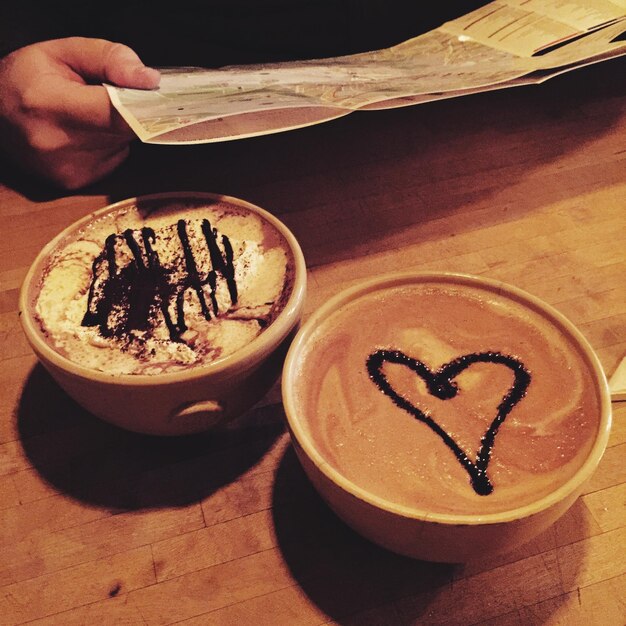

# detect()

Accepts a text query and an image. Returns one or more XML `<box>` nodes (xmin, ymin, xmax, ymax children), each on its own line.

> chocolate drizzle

<box><xmin>82</xmin><ymin>219</ymin><xmax>238</xmax><ymax>342</ymax></box>
<box><xmin>366</xmin><ymin>350</ymin><xmax>531</xmax><ymax>496</ymax></box>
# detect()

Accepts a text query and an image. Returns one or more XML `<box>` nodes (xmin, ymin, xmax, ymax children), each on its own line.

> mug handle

<box><xmin>169</xmin><ymin>399</ymin><xmax>226</xmax><ymax>428</ymax></box>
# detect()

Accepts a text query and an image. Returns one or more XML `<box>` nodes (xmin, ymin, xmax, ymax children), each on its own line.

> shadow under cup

<box><xmin>281</xmin><ymin>272</ymin><xmax>612</xmax><ymax>562</ymax></box>
<box><xmin>19</xmin><ymin>192</ymin><xmax>307</xmax><ymax>436</ymax></box>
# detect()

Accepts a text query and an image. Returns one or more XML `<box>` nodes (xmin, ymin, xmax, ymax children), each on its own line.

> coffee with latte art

<box><xmin>291</xmin><ymin>279</ymin><xmax>601</xmax><ymax>516</ymax></box>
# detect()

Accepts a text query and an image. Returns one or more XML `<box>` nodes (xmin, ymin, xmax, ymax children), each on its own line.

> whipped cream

<box><xmin>34</xmin><ymin>199</ymin><xmax>294</xmax><ymax>375</ymax></box>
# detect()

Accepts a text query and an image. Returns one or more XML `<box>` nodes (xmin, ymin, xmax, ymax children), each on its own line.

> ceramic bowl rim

<box><xmin>19</xmin><ymin>191</ymin><xmax>307</xmax><ymax>387</ymax></box>
<box><xmin>281</xmin><ymin>271</ymin><xmax>612</xmax><ymax>527</ymax></box>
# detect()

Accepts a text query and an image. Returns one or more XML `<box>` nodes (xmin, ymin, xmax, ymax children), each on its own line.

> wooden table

<box><xmin>1</xmin><ymin>56</ymin><xmax>625</xmax><ymax>625</ymax></box>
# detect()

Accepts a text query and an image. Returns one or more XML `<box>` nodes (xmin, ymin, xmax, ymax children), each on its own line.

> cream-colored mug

<box><xmin>282</xmin><ymin>272</ymin><xmax>611</xmax><ymax>562</ymax></box>
<box><xmin>20</xmin><ymin>192</ymin><xmax>306</xmax><ymax>435</ymax></box>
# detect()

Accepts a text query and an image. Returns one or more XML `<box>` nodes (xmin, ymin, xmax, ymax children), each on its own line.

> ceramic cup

<box><xmin>281</xmin><ymin>272</ymin><xmax>611</xmax><ymax>562</ymax></box>
<box><xmin>20</xmin><ymin>192</ymin><xmax>307</xmax><ymax>435</ymax></box>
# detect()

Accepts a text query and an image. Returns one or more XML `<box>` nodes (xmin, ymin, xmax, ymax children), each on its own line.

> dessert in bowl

<box><xmin>282</xmin><ymin>272</ymin><xmax>611</xmax><ymax>562</ymax></box>
<box><xmin>20</xmin><ymin>192</ymin><xmax>306</xmax><ymax>435</ymax></box>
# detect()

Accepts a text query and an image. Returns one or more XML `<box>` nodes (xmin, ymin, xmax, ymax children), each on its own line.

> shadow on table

<box><xmin>16</xmin><ymin>363</ymin><xmax>283</xmax><ymax>511</ymax></box>
<box><xmin>271</xmin><ymin>445</ymin><xmax>586</xmax><ymax>624</ymax></box>
<box><xmin>3</xmin><ymin>57</ymin><xmax>624</xmax><ymax>274</ymax></box>
<box><xmin>98</xmin><ymin>59</ymin><xmax>625</xmax><ymax>269</ymax></box>
<box><xmin>99</xmin><ymin>56</ymin><xmax>626</xmax><ymax>266</ymax></box>
<box><xmin>271</xmin><ymin>446</ymin><xmax>455</xmax><ymax>622</ymax></box>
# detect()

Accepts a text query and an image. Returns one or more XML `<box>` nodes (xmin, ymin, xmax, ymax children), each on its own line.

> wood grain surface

<box><xmin>1</xmin><ymin>55</ymin><xmax>625</xmax><ymax>625</ymax></box>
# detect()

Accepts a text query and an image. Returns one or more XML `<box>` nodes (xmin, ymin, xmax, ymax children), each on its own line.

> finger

<box><xmin>44</xmin><ymin>37</ymin><xmax>161</xmax><ymax>89</ymax></box>
<box><xmin>36</xmin><ymin>73</ymin><xmax>136</xmax><ymax>135</ymax></box>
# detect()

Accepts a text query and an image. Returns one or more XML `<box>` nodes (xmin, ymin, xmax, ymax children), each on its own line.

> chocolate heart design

<box><xmin>366</xmin><ymin>350</ymin><xmax>531</xmax><ymax>496</ymax></box>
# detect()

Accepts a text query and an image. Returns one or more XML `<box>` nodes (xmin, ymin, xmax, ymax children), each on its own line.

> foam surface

<box><xmin>34</xmin><ymin>198</ymin><xmax>294</xmax><ymax>375</ymax></box>
<box><xmin>294</xmin><ymin>282</ymin><xmax>600</xmax><ymax>516</ymax></box>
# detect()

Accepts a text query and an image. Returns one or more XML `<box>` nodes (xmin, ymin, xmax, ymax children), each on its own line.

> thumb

<box><xmin>103</xmin><ymin>42</ymin><xmax>162</xmax><ymax>89</ymax></box>
<box><xmin>46</xmin><ymin>37</ymin><xmax>161</xmax><ymax>89</ymax></box>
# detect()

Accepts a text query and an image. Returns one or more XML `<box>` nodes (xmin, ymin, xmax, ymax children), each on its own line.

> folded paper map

<box><xmin>106</xmin><ymin>0</ymin><xmax>626</xmax><ymax>144</ymax></box>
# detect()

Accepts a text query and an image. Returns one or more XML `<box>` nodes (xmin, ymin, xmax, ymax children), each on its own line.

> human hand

<box><xmin>0</xmin><ymin>37</ymin><xmax>160</xmax><ymax>189</ymax></box>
